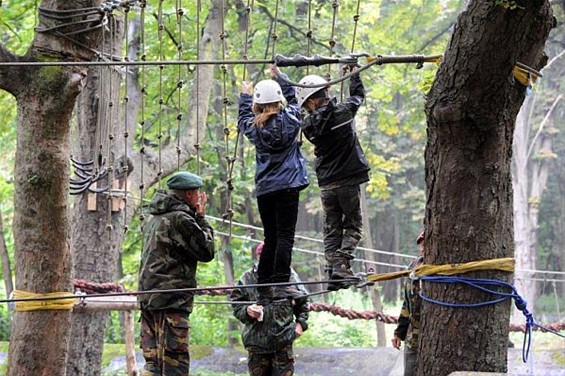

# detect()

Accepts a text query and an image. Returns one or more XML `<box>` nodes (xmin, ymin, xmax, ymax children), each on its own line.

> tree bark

<box><xmin>420</xmin><ymin>1</ymin><xmax>553</xmax><ymax>375</ymax></box>
<box><xmin>65</xmin><ymin>2</ymin><xmax>224</xmax><ymax>373</ymax></box>
<box><xmin>2</xmin><ymin>1</ymin><xmax>104</xmax><ymax>374</ymax></box>
<box><xmin>66</xmin><ymin>12</ymin><xmax>125</xmax><ymax>376</ymax></box>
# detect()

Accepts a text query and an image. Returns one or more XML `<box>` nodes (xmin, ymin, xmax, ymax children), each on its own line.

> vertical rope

<box><xmin>220</xmin><ymin>0</ymin><xmax>233</xmax><ymax>220</ymax></box>
<box><xmin>157</xmin><ymin>0</ymin><xmax>165</xmax><ymax>188</ymax></box>
<box><xmin>176</xmin><ymin>0</ymin><xmax>184</xmax><ymax>171</ymax></box>
<box><xmin>306</xmin><ymin>0</ymin><xmax>312</xmax><ymax>75</ymax></box>
<box><xmin>227</xmin><ymin>0</ymin><xmax>253</xmax><ymax>183</ymax></box>
<box><xmin>350</xmin><ymin>0</ymin><xmax>361</xmax><ymax>54</ymax></box>
<box><xmin>95</xmin><ymin>24</ymin><xmax>107</xmax><ymax>174</ymax></box>
<box><xmin>195</xmin><ymin>0</ymin><xmax>201</xmax><ymax>175</ymax></box>
<box><xmin>270</xmin><ymin>0</ymin><xmax>280</xmax><ymax>59</ymax></box>
<box><xmin>139</xmin><ymin>0</ymin><xmax>147</xmax><ymax>223</ymax></box>
<box><xmin>327</xmin><ymin>0</ymin><xmax>339</xmax><ymax>78</ymax></box>
<box><xmin>122</xmin><ymin>3</ymin><xmax>131</xmax><ymax>233</ymax></box>
<box><xmin>340</xmin><ymin>0</ymin><xmax>361</xmax><ymax>99</ymax></box>
<box><xmin>106</xmin><ymin>12</ymin><xmax>116</xmax><ymax>234</ymax></box>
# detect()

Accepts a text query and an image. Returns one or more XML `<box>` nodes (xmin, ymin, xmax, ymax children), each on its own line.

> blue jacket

<box><xmin>238</xmin><ymin>74</ymin><xmax>309</xmax><ymax>197</ymax></box>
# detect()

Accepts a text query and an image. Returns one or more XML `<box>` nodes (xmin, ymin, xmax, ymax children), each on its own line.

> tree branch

<box><xmin>0</xmin><ymin>43</ymin><xmax>21</xmax><ymax>95</ymax></box>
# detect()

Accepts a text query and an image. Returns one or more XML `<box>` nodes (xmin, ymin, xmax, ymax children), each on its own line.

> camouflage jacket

<box><xmin>393</xmin><ymin>256</ymin><xmax>423</xmax><ymax>349</ymax></box>
<box><xmin>230</xmin><ymin>267</ymin><xmax>309</xmax><ymax>354</ymax></box>
<box><xmin>138</xmin><ymin>191</ymin><xmax>215</xmax><ymax>312</ymax></box>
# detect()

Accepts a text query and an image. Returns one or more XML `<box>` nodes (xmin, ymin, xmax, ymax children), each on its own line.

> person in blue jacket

<box><xmin>238</xmin><ymin>65</ymin><xmax>309</xmax><ymax>304</ymax></box>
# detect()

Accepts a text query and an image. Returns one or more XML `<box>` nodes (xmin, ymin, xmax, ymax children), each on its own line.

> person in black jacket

<box><xmin>296</xmin><ymin>68</ymin><xmax>370</xmax><ymax>290</ymax></box>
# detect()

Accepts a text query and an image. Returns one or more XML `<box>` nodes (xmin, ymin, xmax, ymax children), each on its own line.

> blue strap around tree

<box><xmin>418</xmin><ymin>276</ymin><xmax>565</xmax><ymax>363</ymax></box>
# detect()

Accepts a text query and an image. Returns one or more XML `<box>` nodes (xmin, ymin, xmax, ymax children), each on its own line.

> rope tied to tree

<box><xmin>12</xmin><ymin>290</ymin><xmax>77</xmax><ymax>312</ymax></box>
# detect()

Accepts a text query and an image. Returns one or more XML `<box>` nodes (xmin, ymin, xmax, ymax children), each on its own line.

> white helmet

<box><xmin>295</xmin><ymin>75</ymin><xmax>329</xmax><ymax>107</ymax></box>
<box><xmin>253</xmin><ymin>80</ymin><xmax>285</xmax><ymax>104</ymax></box>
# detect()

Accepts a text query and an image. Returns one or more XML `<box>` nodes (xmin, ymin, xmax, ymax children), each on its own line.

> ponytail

<box><xmin>252</xmin><ymin>102</ymin><xmax>284</xmax><ymax>127</ymax></box>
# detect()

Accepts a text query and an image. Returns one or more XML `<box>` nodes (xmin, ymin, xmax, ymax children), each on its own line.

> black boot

<box><xmin>257</xmin><ymin>286</ymin><xmax>273</xmax><ymax>305</ymax></box>
<box><xmin>328</xmin><ymin>256</ymin><xmax>358</xmax><ymax>291</ymax></box>
<box><xmin>272</xmin><ymin>285</ymin><xmax>304</xmax><ymax>300</ymax></box>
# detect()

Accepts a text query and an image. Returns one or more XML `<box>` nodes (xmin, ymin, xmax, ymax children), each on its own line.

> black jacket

<box><xmin>301</xmin><ymin>74</ymin><xmax>370</xmax><ymax>188</ymax></box>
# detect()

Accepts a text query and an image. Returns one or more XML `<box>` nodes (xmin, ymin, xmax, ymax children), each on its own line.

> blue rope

<box><xmin>419</xmin><ymin>276</ymin><xmax>537</xmax><ymax>362</ymax></box>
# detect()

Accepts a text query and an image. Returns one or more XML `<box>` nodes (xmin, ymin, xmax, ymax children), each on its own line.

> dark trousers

<box><xmin>256</xmin><ymin>189</ymin><xmax>300</xmax><ymax>284</ymax></box>
<box><xmin>403</xmin><ymin>346</ymin><xmax>417</xmax><ymax>376</ymax></box>
<box><xmin>320</xmin><ymin>185</ymin><xmax>363</xmax><ymax>262</ymax></box>
<box><xmin>140</xmin><ymin>310</ymin><xmax>190</xmax><ymax>376</ymax></box>
<box><xmin>248</xmin><ymin>348</ymin><xmax>295</xmax><ymax>376</ymax></box>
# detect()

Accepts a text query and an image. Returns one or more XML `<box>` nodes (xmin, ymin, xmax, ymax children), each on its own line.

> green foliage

<box><xmin>494</xmin><ymin>0</ymin><xmax>525</xmax><ymax>10</ymax></box>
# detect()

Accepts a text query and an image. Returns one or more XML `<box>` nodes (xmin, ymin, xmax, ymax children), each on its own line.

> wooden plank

<box><xmin>87</xmin><ymin>182</ymin><xmax>97</xmax><ymax>211</ymax></box>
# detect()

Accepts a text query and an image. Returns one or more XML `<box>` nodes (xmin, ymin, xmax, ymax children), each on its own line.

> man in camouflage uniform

<box><xmin>138</xmin><ymin>171</ymin><xmax>215</xmax><ymax>376</ymax></box>
<box><xmin>230</xmin><ymin>243</ymin><xmax>309</xmax><ymax>376</ymax></box>
<box><xmin>392</xmin><ymin>230</ymin><xmax>425</xmax><ymax>376</ymax></box>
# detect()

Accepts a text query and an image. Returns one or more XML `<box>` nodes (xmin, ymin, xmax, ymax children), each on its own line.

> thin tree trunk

<box><xmin>420</xmin><ymin>1</ymin><xmax>553</xmax><ymax>375</ymax></box>
<box><xmin>360</xmin><ymin>187</ymin><xmax>386</xmax><ymax>346</ymax></box>
<box><xmin>0</xmin><ymin>204</ymin><xmax>13</xmax><ymax>297</ymax></box>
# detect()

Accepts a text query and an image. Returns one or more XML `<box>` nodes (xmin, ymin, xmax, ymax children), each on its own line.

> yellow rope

<box><xmin>423</xmin><ymin>56</ymin><xmax>538</xmax><ymax>87</ymax></box>
<box><xmin>13</xmin><ymin>290</ymin><xmax>77</xmax><ymax>312</ymax></box>
<box><xmin>366</xmin><ymin>257</ymin><xmax>515</xmax><ymax>283</ymax></box>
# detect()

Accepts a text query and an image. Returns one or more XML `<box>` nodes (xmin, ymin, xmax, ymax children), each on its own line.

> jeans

<box><xmin>256</xmin><ymin>189</ymin><xmax>300</xmax><ymax>284</ymax></box>
<box><xmin>320</xmin><ymin>185</ymin><xmax>363</xmax><ymax>262</ymax></box>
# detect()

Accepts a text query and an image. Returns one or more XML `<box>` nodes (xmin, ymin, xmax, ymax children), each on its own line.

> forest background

<box><xmin>0</xmin><ymin>0</ymin><xmax>563</xmax><ymax>360</ymax></box>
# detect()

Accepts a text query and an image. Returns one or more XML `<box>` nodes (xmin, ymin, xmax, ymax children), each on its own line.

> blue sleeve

<box><xmin>238</xmin><ymin>93</ymin><xmax>258</xmax><ymax>144</ymax></box>
<box><xmin>275</xmin><ymin>73</ymin><xmax>297</xmax><ymax>105</ymax></box>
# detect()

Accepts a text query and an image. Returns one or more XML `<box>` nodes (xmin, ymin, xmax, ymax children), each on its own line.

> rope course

<box><xmin>4</xmin><ymin>279</ymin><xmax>563</xmax><ymax>336</ymax></box>
<box><xmin>5</xmin><ymin>2</ymin><xmax>562</xmax><ymax>370</ymax></box>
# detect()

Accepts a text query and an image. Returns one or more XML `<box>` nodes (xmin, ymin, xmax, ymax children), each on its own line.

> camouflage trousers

<box><xmin>320</xmin><ymin>185</ymin><xmax>363</xmax><ymax>262</ymax></box>
<box><xmin>247</xmin><ymin>347</ymin><xmax>295</xmax><ymax>376</ymax></box>
<box><xmin>140</xmin><ymin>310</ymin><xmax>190</xmax><ymax>376</ymax></box>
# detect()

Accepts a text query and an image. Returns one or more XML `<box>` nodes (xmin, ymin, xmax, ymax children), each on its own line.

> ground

<box><xmin>100</xmin><ymin>347</ymin><xmax>565</xmax><ymax>376</ymax></box>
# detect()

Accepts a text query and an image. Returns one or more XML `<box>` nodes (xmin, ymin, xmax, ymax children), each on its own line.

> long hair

<box><xmin>252</xmin><ymin>102</ymin><xmax>284</xmax><ymax>127</ymax></box>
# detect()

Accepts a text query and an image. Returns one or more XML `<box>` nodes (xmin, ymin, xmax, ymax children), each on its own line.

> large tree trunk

<box><xmin>66</xmin><ymin>2</ymin><xmax>224</xmax><ymax>373</ymax></box>
<box><xmin>0</xmin><ymin>1</ymin><xmax>103</xmax><ymax>374</ymax></box>
<box><xmin>66</xmin><ymin>13</ymin><xmax>125</xmax><ymax>376</ymax></box>
<box><xmin>420</xmin><ymin>1</ymin><xmax>553</xmax><ymax>375</ymax></box>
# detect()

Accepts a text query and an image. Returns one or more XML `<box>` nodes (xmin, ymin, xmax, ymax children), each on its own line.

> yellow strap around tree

<box><xmin>366</xmin><ymin>257</ymin><xmax>515</xmax><ymax>284</ymax></box>
<box><xmin>13</xmin><ymin>290</ymin><xmax>77</xmax><ymax>312</ymax></box>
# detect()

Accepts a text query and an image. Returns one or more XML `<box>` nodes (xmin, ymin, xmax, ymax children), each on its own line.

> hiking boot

<box><xmin>331</xmin><ymin>258</ymin><xmax>356</xmax><ymax>280</ymax></box>
<box><xmin>272</xmin><ymin>285</ymin><xmax>304</xmax><ymax>300</ymax></box>
<box><xmin>328</xmin><ymin>257</ymin><xmax>359</xmax><ymax>291</ymax></box>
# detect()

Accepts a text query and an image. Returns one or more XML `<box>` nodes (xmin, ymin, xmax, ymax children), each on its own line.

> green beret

<box><xmin>166</xmin><ymin>171</ymin><xmax>203</xmax><ymax>190</ymax></box>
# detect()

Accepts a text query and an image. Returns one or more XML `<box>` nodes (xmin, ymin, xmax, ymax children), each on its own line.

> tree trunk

<box><xmin>65</xmin><ymin>1</ymin><xmax>225</xmax><ymax>372</ymax></box>
<box><xmin>66</xmin><ymin>12</ymin><xmax>125</xmax><ymax>376</ymax></box>
<box><xmin>512</xmin><ymin>92</ymin><xmax>557</xmax><ymax>320</ymax></box>
<box><xmin>0</xmin><ymin>1</ymin><xmax>104</xmax><ymax>374</ymax></box>
<box><xmin>420</xmin><ymin>1</ymin><xmax>553</xmax><ymax>375</ymax></box>
<box><xmin>360</xmin><ymin>188</ymin><xmax>386</xmax><ymax>346</ymax></box>
<box><xmin>0</xmin><ymin>204</ymin><xmax>13</xmax><ymax>297</ymax></box>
